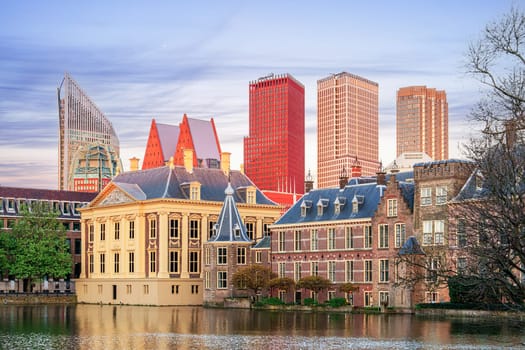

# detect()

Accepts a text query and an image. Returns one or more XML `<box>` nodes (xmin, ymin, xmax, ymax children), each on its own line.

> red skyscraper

<box><xmin>244</xmin><ymin>74</ymin><xmax>305</xmax><ymax>194</ymax></box>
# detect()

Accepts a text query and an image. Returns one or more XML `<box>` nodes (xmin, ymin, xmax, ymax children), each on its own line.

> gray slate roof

<box><xmin>208</xmin><ymin>183</ymin><xmax>251</xmax><ymax>242</ymax></box>
<box><xmin>108</xmin><ymin>165</ymin><xmax>276</xmax><ymax>205</ymax></box>
<box><xmin>275</xmin><ymin>172</ymin><xmax>414</xmax><ymax>225</ymax></box>
<box><xmin>156</xmin><ymin>123</ymin><xmax>180</xmax><ymax>161</ymax></box>
<box><xmin>187</xmin><ymin>118</ymin><xmax>221</xmax><ymax>161</ymax></box>
<box><xmin>398</xmin><ymin>236</ymin><xmax>425</xmax><ymax>255</ymax></box>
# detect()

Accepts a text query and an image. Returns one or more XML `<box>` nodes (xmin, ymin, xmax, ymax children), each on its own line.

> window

<box><xmin>294</xmin><ymin>262</ymin><xmax>301</xmax><ymax>281</ymax></box>
<box><xmin>205</xmin><ymin>247</ymin><xmax>211</xmax><ymax>265</ymax></box>
<box><xmin>255</xmin><ymin>251</ymin><xmax>262</xmax><ymax>263</ymax></box>
<box><xmin>317</xmin><ymin>204</ymin><xmax>323</xmax><ymax>216</ymax></box>
<box><xmin>129</xmin><ymin>252</ymin><xmax>135</xmax><ymax>273</ymax></box>
<box><xmin>378</xmin><ymin>224</ymin><xmax>389</xmax><ymax>248</ymax></box>
<box><xmin>395</xmin><ymin>223</ymin><xmax>406</xmax><ymax>248</ymax></box>
<box><xmin>423</xmin><ymin>220</ymin><xmax>433</xmax><ymax>245</ymax></box>
<box><xmin>294</xmin><ymin>231</ymin><xmax>301</xmax><ymax>251</ymax></box>
<box><xmin>114</xmin><ymin>222</ymin><xmax>120</xmax><ymax>240</ymax></box>
<box><xmin>246</xmin><ymin>222</ymin><xmax>255</xmax><ymax>240</ymax></box>
<box><xmin>278</xmin><ymin>262</ymin><xmax>285</xmax><ymax>278</ymax></box>
<box><xmin>170</xmin><ymin>251</ymin><xmax>179</xmax><ymax>273</ymax></box>
<box><xmin>345</xmin><ymin>227</ymin><xmax>353</xmax><ymax>249</ymax></box>
<box><xmin>301</xmin><ymin>205</ymin><xmax>307</xmax><ymax>217</ymax></box>
<box><xmin>89</xmin><ymin>254</ymin><xmax>94</xmax><ymax>273</ymax></box>
<box><xmin>190</xmin><ymin>184</ymin><xmax>200</xmax><ymax>200</ymax></box>
<box><xmin>387</xmin><ymin>199</ymin><xmax>397</xmax><ymax>217</ymax></box>
<box><xmin>345</xmin><ymin>261</ymin><xmax>354</xmax><ymax>282</ymax></box>
<box><xmin>170</xmin><ymin>219</ymin><xmax>179</xmax><ymax>239</ymax></box>
<box><xmin>63</xmin><ymin>202</ymin><xmax>70</xmax><ymax>215</ymax></box>
<box><xmin>421</xmin><ymin>187</ymin><xmax>432</xmax><ymax>206</ymax></box>
<box><xmin>190</xmin><ymin>220</ymin><xmax>199</xmax><ymax>239</ymax></box>
<box><xmin>379</xmin><ymin>259</ymin><xmax>389</xmax><ymax>282</ymax></box>
<box><xmin>328</xmin><ymin>261</ymin><xmax>336</xmax><ymax>282</ymax></box>
<box><xmin>436</xmin><ymin>186</ymin><xmax>447</xmax><ymax>205</ymax></box>
<box><xmin>328</xmin><ymin>228</ymin><xmax>335</xmax><ymax>250</ymax></box>
<box><xmin>143</xmin><ymin>285</ymin><xmax>149</xmax><ymax>295</ymax></box>
<box><xmin>426</xmin><ymin>292</ymin><xmax>439</xmax><ymax>303</ymax></box>
<box><xmin>129</xmin><ymin>221</ymin><xmax>135</xmax><ymax>239</ymax></box>
<box><xmin>191</xmin><ymin>285</ymin><xmax>199</xmax><ymax>294</ymax></box>
<box><xmin>237</xmin><ymin>247</ymin><xmax>246</xmax><ymax>264</ymax></box>
<box><xmin>189</xmin><ymin>251</ymin><xmax>199</xmax><ymax>273</ymax></box>
<box><xmin>311</xmin><ymin>262</ymin><xmax>319</xmax><ymax>276</ymax></box>
<box><xmin>364</xmin><ymin>226</ymin><xmax>372</xmax><ymax>248</ymax></box>
<box><xmin>100</xmin><ymin>223</ymin><xmax>106</xmax><ymax>241</ymax></box>
<box><xmin>6</xmin><ymin>199</ymin><xmax>15</xmax><ymax>212</ymax></box>
<box><xmin>263</xmin><ymin>223</ymin><xmax>270</xmax><ymax>237</ymax></box>
<box><xmin>89</xmin><ymin>224</ymin><xmax>94</xmax><ymax>242</ymax></box>
<box><xmin>208</xmin><ymin>220</ymin><xmax>216</xmax><ymax>238</ymax></box>
<box><xmin>217</xmin><ymin>271</ymin><xmax>228</xmax><ymax>289</ymax></box>
<box><xmin>434</xmin><ymin>220</ymin><xmax>445</xmax><ymax>245</ymax></box>
<box><xmin>379</xmin><ymin>291</ymin><xmax>389</xmax><ymax>306</ymax></box>
<box><xmin>364</xmin><ymin>291</ymin><xmax>373</xmax><ymax>306</ymax></box>
<box><xmin>247</xmin><ymin>189</ymin><xmax>256</xmax><ymax>204</ymax></box>
<box><xmin>149</xmin><ymin>219</ymin><xmax>156</xmax><ymax>239</ymax></box>
<box><xmin>364</xmin><ymin>260</ymin><xmax>372</xmax><ymax>282</ymax></box>
<box><xmin>150</xmin><ymin>251</ymin><xmax>156</xmax><ymax>273</ymax></box>
<box><xmin>217</xmin><ymin>247</ymin><xmax>227</xmax><ymax>265</ymax></box>
<box><xmin>73</xmin><ymin>222</ymin><xmax>81</xmax><ymax>231</ymax></box>
<box><xmin>427</xmin><ymin>258</ymin><xmax>439</xmax><ymax>283</ymax></box>
<box><xmin>457</xmin><ymin>219</ymin><xmax>466</xmax><ymax>247</ymax></box>
<box><xmin>310</xmin><ymin>229</ymin><xmax>318</xmax><ymax>250</ymax></box>
<box><xmin>352</xmin><ymin>198</ymin><xmax>358</xmax><ymax>213</ymax></box>
<box><xmin>127</xmin><ymin>285</ymin><xmax>132</xmax><ymax>294</ymax></box>
<box><xmin>114</xmin><ymin>253</ymin><xmax>120</xmax><ymax>273</ymax></box>
<box><xmin>457</xmin><ymin>257</ymin><xmax>467</xmax><ymax>274</ymax></box>
<box><xmin>278</xmin><ymin>231</ymin><xmax>285</xmax><ymax>252</ymax></box>
<box><xmin>100</xmin><ymin>254</ymin><xmax>105</xmax><ymax>273</ymax></box>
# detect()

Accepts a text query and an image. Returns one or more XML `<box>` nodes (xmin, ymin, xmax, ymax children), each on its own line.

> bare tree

<box><xmin>457</xmin><ymin>6</ymin><xmax>525</xmax><ymax>306</ymax></box>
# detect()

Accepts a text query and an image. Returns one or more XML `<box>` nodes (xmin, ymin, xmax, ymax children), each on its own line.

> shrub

<box><xmin>258</xmin><ymin>297</ymin><xmax>285</xmax><ymax>306</ymax></box>
<box><xmin>303</xmin><ymin>298</ymin><xmax>318</xmax><ymax>306</ymax></box>
<box><xmin>326</xmin><ymin>297</ymin><xmax>347</xmax><ymax>308</ymax></box>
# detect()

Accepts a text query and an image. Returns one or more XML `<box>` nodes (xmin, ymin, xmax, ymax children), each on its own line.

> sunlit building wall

<box><xmin>58</xmin><ymin>73</ymin><xmax>122</xmax><ymax>192</ymax></box>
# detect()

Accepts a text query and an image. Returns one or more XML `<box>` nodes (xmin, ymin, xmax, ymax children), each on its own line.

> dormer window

<box><xmin>334</xmin><ymin>196</ymin><xmax>346</xmax><ymax>215</ymax></box>
<box><xmin>63</xmin><ymin>202</ymin><xmax>70</xmax><ymax>215</ymax></box>
<box><xmin>300</xmin><ymin>200</ymin><xmax>312</xmax><ymax>217</ymax></box>
<box><xmin>6</xmin><ymin>198</ymin><xmax>16</xmax><ymax>213</ymax></box>
<box><xmin>352</xmin><ymin>195</ymin><xmax>359</xmax><ymax>214</ymax></box>
<box><xmin>190</xmin><ymin>182</ymin><xmax>201</xmax><ymax>200</ymax></box>
<box><xmin>246</xmin><ymin>187</ymin><xmax>256</xmax><ymax>204</ymax></box>
<box><xmin>234</xmin><ymin>223</ymin><xmax>241</xmax><ymax>238</ymax></box>
<box><xmin>317</xmin><ymin>199</ymin><xmax>328</xmax><ymax>216</ymax></box>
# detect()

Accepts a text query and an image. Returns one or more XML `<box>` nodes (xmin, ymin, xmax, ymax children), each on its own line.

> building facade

<box><xmin>0</xmin><ymin>186</ymin><xmax>96</xmax><ymax>291</ymax></box>
<box><xmin>76</xmin><ymin>152</ymin><xmax>281</xmax><ymax>305</ymax></box>
<box><xmin>58</xmin><ymin>73</ymin><xmax>123</xmax><ymax>192</ymax></box>
<box><xmin>317</xmin><ymin>72</ymin><xmax>380</xmax><ymax>188</ymax></box>
<box><xmin>396</xmin><ymin>86</ymin><xmax>449</xmax><ymax>160</ymax></box>
<box><xmin>270</xmin><ymin>169</ymin><xmax>416</xmax><ymax>309</ymax></box>
<box><xmin>244</xmin><ymin>73</ymin><xmax>305</xmax><ymax>194</ymax></box>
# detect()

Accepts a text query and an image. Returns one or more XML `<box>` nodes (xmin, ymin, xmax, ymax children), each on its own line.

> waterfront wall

<box><xmin>416</xmin><ymin>308</ymin><xmax>525</xmax><ymax>319</ymax></box>
<box><xmin>1</xmin><ymin>294</ymin><xmax>76</xmax><ymax>305</ymax></box>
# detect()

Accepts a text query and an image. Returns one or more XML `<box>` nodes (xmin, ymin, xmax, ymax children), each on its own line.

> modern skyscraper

<box><xmin>317</xmin><ymin>72</ymin><xmax>379</xmax><ymax>188</ymax></box>
<box><xmin>396</xmin><ymin>86</ymin><xmax>448</xmax><ymax>160</ymax></box>
<box><xmin>244</xmin><ymin>73</ymin><xmax>305</xmax><ymax>194</ymax></box>
<box><xmin>58</xmin><ymin>73</ymin><xmax>122</xmax><ymax>192</ymax></box>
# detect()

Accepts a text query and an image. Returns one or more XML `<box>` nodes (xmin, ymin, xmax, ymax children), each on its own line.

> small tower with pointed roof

<box><xmin>203</xmin><ymin>183</ymin><xmax>253</xmax><ymax>305</ymax></box>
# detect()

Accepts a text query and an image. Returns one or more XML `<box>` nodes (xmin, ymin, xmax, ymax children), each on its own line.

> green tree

<box><xmin>0</xmin><ymin>230</ymin><xmax>15</xmax><ymax>278</ymax></box>
<box><xmin>8</xmin><ymin>202</ymin><xmax>71</xmax><ymax>291</ymax></box>
<box><xmin>296</xmin><ymin>275</ymin><xmax>332</xmax><ymax>302</ymax></box>
<box><xmin>232</xmin><ymin>265</ymin><xmax>277</xmax><ymax>296</ymax></box>
<box><xmin>267</xmin><ymin>277</ymin><xmax>295</xmax><ymax>294</ymax></box>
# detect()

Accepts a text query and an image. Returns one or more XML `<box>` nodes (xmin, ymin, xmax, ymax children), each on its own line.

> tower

<box><xmin>317</xmin><ymin>72</ymin><xmax>379</xmax><ymax>188</ymax></box>
<box><xmin>244</xmin><ymin>73</ymin><xmax>305</xmax><ymax>194</ymax></box>
<box><xmin>58</xmin><ymin>73</ymin><xmax>122</xmax><ymax>192</ymax></box>
<box><xmin>396</xmin><ymin>86</ymin><xmax>448</xmax><ymax>160</ymax></box>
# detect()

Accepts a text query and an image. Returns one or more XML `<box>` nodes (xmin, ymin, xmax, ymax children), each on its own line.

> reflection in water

<box><xmin>0</xmin><ymin>305</ymin><xmax>524</xmax><ymax>349</ymax></box>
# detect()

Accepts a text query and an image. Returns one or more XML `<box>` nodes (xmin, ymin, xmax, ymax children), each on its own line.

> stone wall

<box><xmin>0</xmin><ymin>294</ymin><xmax>76</xmax><ymax>305</ymax></box>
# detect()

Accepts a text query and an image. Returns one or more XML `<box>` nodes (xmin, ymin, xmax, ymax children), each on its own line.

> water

<box><xmin>0</xmin><ymin>305</ymin><xmax>524</xmax><ymax>349</ymax></box>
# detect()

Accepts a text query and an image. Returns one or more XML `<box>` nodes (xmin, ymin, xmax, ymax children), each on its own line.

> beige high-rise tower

<box><xmin>396</xmin><ymin>86</ymin><xmax>448</xmax><ymax>160</ymax></box>
<box><xmin>317</xmin><ymin>72</ymin><xmax>379</xmax><ymax>188</ymax></box>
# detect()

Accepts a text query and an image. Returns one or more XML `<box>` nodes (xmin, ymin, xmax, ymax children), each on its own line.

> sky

<box><xmin>0</xmin><ymin>0</ymin><xmax>520</xmax><ymax>189</ymax></box>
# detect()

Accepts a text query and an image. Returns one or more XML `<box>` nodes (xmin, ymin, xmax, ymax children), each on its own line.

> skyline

<box><xmin>0</xmin><ymin>1</ymin><xmax>519</xmax><ymax>189</ymax></box>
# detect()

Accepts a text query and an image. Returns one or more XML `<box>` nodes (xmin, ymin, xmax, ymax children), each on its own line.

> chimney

<box><xmin>183</xmin><ymin>149</ymin><xmax>193</xmax><ymax>173</ymax></box>
<box><xmin>304</xmin><ymin>169</ymin><xmax>314</xmax><ymax>193</ymax></box>
<box><xmin>339</xmin><ymin>166</ymin><xmax>348</xmax><ymax>190</ymax></box>
<box><xmin>376</xmin><ymin>162</ymin><xmax>386</xmax><ymax>186</ymax></box>
<box><xmin>240</xmin><ymin>164</ymin><xmax>245</xmax><ymax>174</ymax></box>
<box><xmin>221</xmin><ymin>152</ymin><xmax>231</xmax><ymax>176</ymax></box>
<box><xmin>351</xmin><ymin>156</ymin><xmax>362</xmax><ymax>178</ymax></box>
<box><xmin>167</xmin><ymin>156</ymin><xmax>175</xmax><ymax>170</ymax></box>
<box><xmin>129</xmin><ymin>157</ymin><xmax>140</xmax><ymax>171</ymax></box>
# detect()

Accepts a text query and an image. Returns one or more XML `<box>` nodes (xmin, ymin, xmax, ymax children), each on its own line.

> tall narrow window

<box><xmin>217</xmin><ymin>247</ymin><xmax>227</xmax><ymax>265</ymax></box>
<box><xmin>100</xmin><ymin>223</ymin><xmax>106</xmax><ymax>241</ymax></box>
<box><xmin>379</xmin><ymin>259</ymin><xmax>389</xmax><ymax>282</ymax></box>
<box><xmin>100</xmin><ymin>253</ymin><xmax>105</xmax><ymax>273</ymax></box>
<box><xmin>237</xmin><ymin>247</ymin><xmax>246</xmax><ymax>264</ymax></box>
<box><xmin>208</xmin><ymin>220</ymin><xmax>216</xmax><ymax>238</ymax></box>
<box><xmin>246</xmin><ymin>222</ymin><xmax>255</xmax><ymax>240</ymax></box>
<box><xmin>217</xmin><ymin>271</ymin><xmax>227</xmax><ymax>289</ymax></box>
<box><xmin>278</xmin><ymin>231</ymin><xmax>285</xmax><ymax>252</ymax></box>
<box><xmin>129</xmin><ymin>221</ymin><xmax>135</xmax><ymax>239</ymax></box>
<box><xmin>434</xmin><ymin>220</ymin><xmax>445</xmax><ymax>245</ymax></box>
<box><xmin>150</xmin><ymin>251</ymin><xmax>156</xmax><ymax>273</ymax></box>
<box><xmin>364</xmin><ymin>260</ymin><xmax>372</xmax><ymax>282</ymax></box>
<box><xmin>328</xmin><ymin>228</ymin><xmax>335</xmax><ymax>250</ymax></box>
<box><xmin>294</xmin><ymin>231</ymin><xmax>302</xmax><ymax>251</ymax></box>
<box><xmin>114</xmin><ymin>222</ymin><xmax>120</xmax><ymax>240</ymax></box>
<box><xmin>378</xmin><ymin>224</ymin><xmax>389</xmax><ymax>248</ymax></box>
<box><xmin>311</xmin><ymin>261</ymin><xmax>319</xmax><ymax>276</ymax></box>
<box><xmin>89</xmin><ymin>254</ymin><xmax>94</xmax><ymax>273</ymax></box>
<box><xmin>345</xmin><ymin>227</ymin><xmax>353</xmax><ymax>249</ymax></box>
<box><xmin>169</xmin><ymin>251</ymin><xmax>179</xmax><ymax>273</ymax></box>
<box><xmin>457</xmin><ymin>219</ymin><xmax>466</xmax><ymax>247</ymax></box>
<box><xmin>278</xmin><ymin>262</ymin><xmax>285</xmax><ymax>278</ymax></box>
<box><xmin>129</xmin><ymin>252</ymin><xmax>135</xmax><ymax>273</ymax></box>
<box><xmin>421</xmin><ymin>187</ymin><xmax>432</xmax><ymax>206</ymax></box>
<box><xmin>189</xmin><ymin>220</ymin><xmax>199</xmax><ymax>239</ymax></box>
<box><xmin>114</xmin><ymin>253</ymin><xmax>120</xmax><ymax>273</ymax></box>
<box><xmin>345</xmin><ymin>260</ymin><xmax>354</xmax><ymax>282</ymax></box>
<box><xmin>310</xmin><ymin>229</ymin><xmax>318</xmax><ymax>250</ymax></box>
<box><xmin>436</xmin><ymin>186</ymin><xmax>448</xmax><ymax>205</ymax></box>
<box><xmin>89</xmin><ymin>224</ymin><xmax>94</xmax><ymax>242</ymax></box>
<box><xmin>395</xmin><ymin>223</ymin><xmax>406</xmax><ymax>248</ymax></box>
<box><xmin>149</xmin><ymin>219</ymin><xmax>156</xmax><ymax>239</ymax></box>
<box><xmin>364</xmin><ymin>225</ymin><xmax>372</xmax><ymax>248</ymax></box>
<box><xmin>387</xmin><ymin>199</ymin><xmax>397</xmax><ymax>217</ymax></box>
<box><xmin>294</xmin><ymin>262</ymin><xmax>301</xmax><ymax>281</ymax></box>
<box><xmin>423</xmin><ymin>220</ymin><xmax>433</xmax><ymax>245</ymax></box>
<box><xmin>263</xmin><ymin>223</ymin><xmax>271</xmax><ymax>237</ymax></box>
<box><xmin>170</xmin><ymin>219</ymin><xmax>179</xmax><ymax>239</ymax></box>
<box><xmin>328</xmin><ymin>261</ymin><xmax>336</xmax><ymax>282</ymax></box>
<box><xmin>189</xmin><ymin>251</ymin><xmax>199</xmax><ymax>273</ymax></box>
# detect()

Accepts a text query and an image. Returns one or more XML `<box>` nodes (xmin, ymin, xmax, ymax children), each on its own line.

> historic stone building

<box><xmin>76</xmin><ymin>152</ymin><xmax>281</xmax><ymax>305</ymax></box>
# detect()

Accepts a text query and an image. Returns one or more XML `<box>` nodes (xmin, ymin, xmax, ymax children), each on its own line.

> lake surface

<box><xmin>0</xmin><ymin>305</ymin><xmax>524</xmax><ymax>349</ymax></box>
